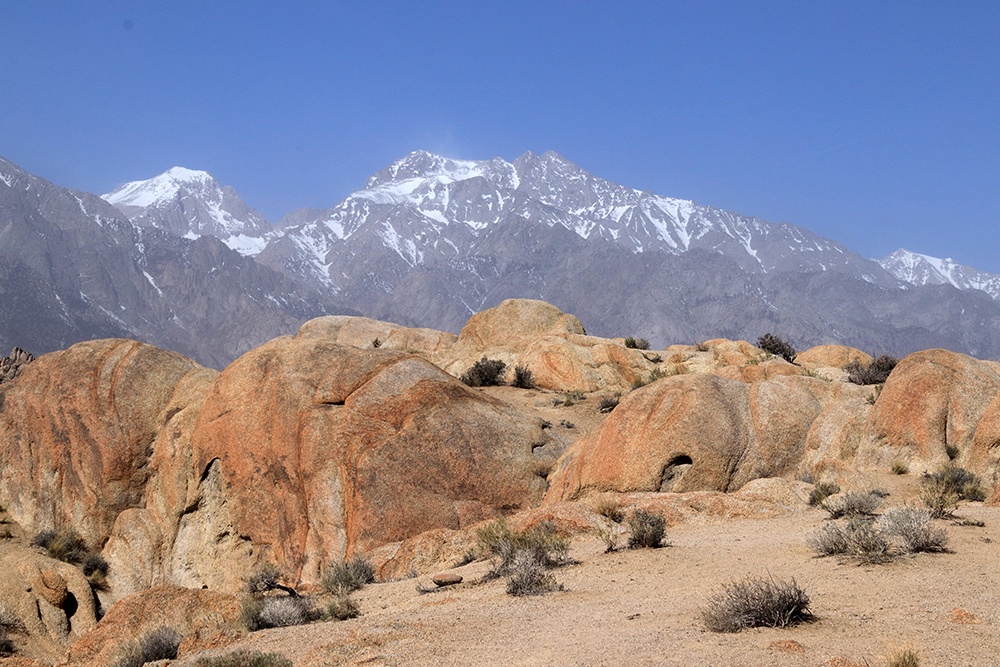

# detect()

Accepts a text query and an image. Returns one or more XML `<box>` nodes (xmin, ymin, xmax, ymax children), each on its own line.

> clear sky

<box><xmin>2</xmin><ymin>2</ymin><xmax>998</xmax><ymax>271</ymax></box>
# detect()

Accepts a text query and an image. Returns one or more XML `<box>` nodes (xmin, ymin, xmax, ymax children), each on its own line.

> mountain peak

<box><xmin>879</xmin><ymin>248</ymin><xmax>1000</xmax><ymax>299</ymax></box>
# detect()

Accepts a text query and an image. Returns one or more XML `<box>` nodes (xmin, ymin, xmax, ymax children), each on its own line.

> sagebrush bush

<box><xmin>460</xmin><ymin>357</ymin><xmax>507</xmax><ymax>387</ymax></box>
<box><xmin>876</xmin><ymin>507</ymin><xmax>948</xmax><ymax>553</ymax></box>
<box><xmin>756</xmin><ymin>334</ymin><xmax>796</xmax><ymax>363</ymax></box>
<box><xmin>328</xmin><ymin>595</ymin><xmax>360</xmax><ymax>621</ymax></box>
<box><xmin>823</xmin><ymin>490</ymin><xmax>882</xmax><ymax>519</ymax></box>
<box><xmin>701</xmin><ymin>575</ymin><xmax>813</xmax><ymax>633</ymax></box>
<box><xmin>845</xmin><ymin>354</ymin><xmax>898</xmax><ymax>385</ymax></box>
<box><xmin>242</xmin><ymin>596</ymin><xmax>320</xmax><ymax>631</ymax></box>
<box><xmin>808</xmin><ymin>481</ymin><xmax>840</xmax><ymax>506</ymax></box>
<box><xmin>623</xmin><ymin>337</ymin><xmax>650</xmax><ymax>350</ymax></box>
<box><xmin>511</xmin><ymin>365</ymin><xmax>535</xmax><ymax>389</ymax></box>
<box><xmin>808</xmin><ymin>518</ymin><xmax>892</xmax><ymax>564</ymax></box>
<box><xmin>925</xmin><ymin>465</ymin><xmax>987</xmax><ymax>501</ymax></box>
<box><xmin>627</xmin><ymin>509</ymin><xmax>667</xmax><ymax>549</ymax></box>
<box><xmin>597</xmin><ymin>395</ymin><xmax>619</xmax><ymax>413</ymax></box>
<box><xmin>920</xmin><ymin>480</ymin><xmax>959</xmax><ymax>519</ymax></box>
<box><xmin>195</xmin><ymin>650</ymin><xmax>293</xmax><ymax>667</ymax></box>
<box><xmin>322</xmin><ymin>555</ymin><xmax>376</xmax><ymax>596</ymax></box>
<box><xmin>891</xmin><ymin>460</ymin><xmax>909</xmax><ymax>475</ymax></box>
<box><xmin>139</xmin><ymin>626</ymin><xmax>182</xmax><ymax>662</ymax></box>
<box><xmin>476</xmin><ymin>519</ymin><xmax>569</xmax><ymax>581</ymax></box>
<box><xmin>505</xmin><ymin>550</ymin><xmax>564</xmax><ymax>596</ymax></box>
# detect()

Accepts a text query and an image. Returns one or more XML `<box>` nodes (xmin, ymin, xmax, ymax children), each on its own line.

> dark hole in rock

<box><xmin>659</xmin><ymin>455</ymin><xmax>693</xmax><ymax>492</ymax></box>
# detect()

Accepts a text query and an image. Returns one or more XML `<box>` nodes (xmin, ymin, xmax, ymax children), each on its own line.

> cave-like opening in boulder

<box><xmin>659</xmin><ymin>455</ymin><xmax>693</xmax><ymax>492</ymax></box>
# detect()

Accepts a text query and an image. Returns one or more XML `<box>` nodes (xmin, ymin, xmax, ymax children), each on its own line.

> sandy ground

<box><xmin>174</xmin><ymin>494</ymin><xmax>1000</xmax><ymax>667</ymax></box>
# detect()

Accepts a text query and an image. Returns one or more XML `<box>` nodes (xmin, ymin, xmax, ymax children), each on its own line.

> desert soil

<box><xmin>173</xmin><ymin>482</ymin><xmax>1000</xmax><ymax>667</ymax></box>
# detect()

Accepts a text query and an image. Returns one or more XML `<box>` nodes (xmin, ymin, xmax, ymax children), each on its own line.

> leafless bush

<box><xmin>823</xmin><ymin>490</ymin><xmax>882</xmax><ymax>519</ymax></box>
<box><xmin>195</xmin><ymin>649</ymin><xmax>294</xmax><ymax>667</ymax></box>
<box><xmin>877</xmin><ymin>507</ymin><xmax>948</xmax><ymax>553</ymax></box>
<box><xmin>701</xmin><ymin>575</ymin><xmax>813</xmax><ymax>633</ymax></box>
<box><xmin>807</xmin><ymin>518</ymin><xmax>892</xmax><ymax>564</ymax></box>
<box><xmin>627</xmin><ymin>509</ymin><xmax>667</xmax><ymax>549</ymax></box>
<box><xmin>505</xmin><ymin>550</ymin><xmax>564</xmax><ymax>596</ymax></box>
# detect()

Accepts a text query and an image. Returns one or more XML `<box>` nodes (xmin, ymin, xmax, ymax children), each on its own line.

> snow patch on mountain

<box><xmin>879</xmin><ymin>248</ymin><xmax>1000</xmax><ymax>299</ymax></box>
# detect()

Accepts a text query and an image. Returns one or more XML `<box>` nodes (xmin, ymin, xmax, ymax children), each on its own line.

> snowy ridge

<box><xmin>103</xmin><ymin>167</ymin><xmax>273</xmax><ymax>255</ymax></box>
<box><xmin>879</xmin><ymin>249</ymin><xmax>1000</xmax><ymax>299</ymax></box>
<box><xmin>276</xmin><ymin>149</ymin><xmax>879</xmax><ymax>281</ymax></box>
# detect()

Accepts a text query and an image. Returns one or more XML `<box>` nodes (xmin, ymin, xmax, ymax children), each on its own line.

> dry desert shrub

<box><xmin>597</xmin><ymin>395</ymin><xmax>619</xmax><ymax>413</ymax></box>
<box><xmin>322</xmin><ymin>555</ymin><xmax>376</xmax><ymax>596</ymax></box>
<box><xmin>626</xmin><ymin>509</ymin><xmax>667</xmax><ymax>549</ymax></box>
<box><xmin>591</xmin><ymin>494</ymin><xmax>625</xmax><ymax>523</ymax></box>
<box><xmin>327</xmin><ymin>595</ymin><xmax>360</xmax><ymax>621</ymax></box>
<box><xmin>511</xmin><ymin>364</ymin><xmax>535</xmax><ymax>389</ymax></box>
<box><xmin>242</xmin><ymin>596</ymin><xmax>320</xmax><ymax>631</ymax></box>
<box><xmin>505</xmin><ymin>550</ymin><xmax>564</xmax><ymax>596</ymax></box>
<box><xmin>623</xmin><ymin>336</ymin><xmax>650</xmax><ymax>350</ymax></box>
<box><xmin>845</xmin><ymin>354</ymin><xmax>898</xmax><ymax>385</ymax></box>
<box><xmin>886</xmin><ymin>648</ymin><xmax>921</xmax><ymax>667</ymax></box>
<box><xmin>876</xmin><ymin>508</ymin><xmax>948</xmax><ymax>553</ymax></box>
<box><xmin>460</xmin><ymin>357</ymin><xmax>507</xmax><ymax>387</ymax></box>
<box><xmin>808</xmin><ymin>481</ymin><xmax>840</xmax><ymax>506</ymax></box>
<box><xmin>32</xmin><ymin>526</ymin><xmax>86</xmax><ymax>563</ymax></box>
<box><xmin>195</xmin><ymin>650</ymin><xmax>293</xmax><ymax>667</ymax></box>
<box><xmin>701</xmin><ymin>575</ymin><xmax>813</xmax><ymax>633</ymax></box>
<box><xmin>891</xmin><ymin>460</ymin><xmax>909</xmax><ymax>475</ymax></box>
<box><xmin>823</xmin><ymin>490</ymin><xmax>882</xmax><ymax>519</ymax></box>
<box><xmin>756</xmin><ymin>333</ymin><xmax>796</xmax><ymax>363</ymax></box>
<box><xmin>808</xmin><ymin>518</ymin><xmax>892</xmax><ymax>564</ymax></box>
<box><xmin>925</xmin><ymin>465</ymin><xmax>987</xmax><ymax>501</ymax></box>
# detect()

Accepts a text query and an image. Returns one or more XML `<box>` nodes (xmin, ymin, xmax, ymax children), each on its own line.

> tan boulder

<box><xmin>297</xmin><ymin>315</ymin><xmax>457</xmax><ymax>363</ymax></box>
<box><xmin>870</xmin><ymin>349</ymin><xmax>1000</xmax><ymax>467</ymax></box>
<box><xmin>795</xmin><ymin>345</ymin><xmax>873</xmax><ymax>370</ymax></box>
<box><xmin>63</xmin><ymin>585</ymin><xmax>242</xmax><ymax>667</ymax></box>
<box><xmin>0</xmin><ymin>339</ymin><xmax>204</xmax><ymax>546</ymax></box>
<box><xmin>455</xmin><ymin>298</ymin><xmax>585</xmax><ymax>350</ymax></box>
<box><xmin>186</xmin><ymin>335</ymin><xmax>551</xmax><ymax>587</ymax></box>
<box><xmin>715</xmin><ymin>357</ymin><xmax>807</xmax><ymax>383</ymax></box>
<box><xmin>544</xmin><ymin>374</ymin><xmax>755</xmax><ymax>500</ymax></box>
<box><xmin>802</xmin><ymin>399</ymin><xmax>873</xmax><ymax>472</ymax></box>
<box><xmin>968</xmin><ymin>391</ymin><xmax>1000</xmax><ymax>486</ymax></box>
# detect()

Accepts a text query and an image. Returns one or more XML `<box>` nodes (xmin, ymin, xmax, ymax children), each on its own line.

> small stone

<box><xmin>431</xmin><ymin>573</ymin><xmax>462</xmax><ymax>587</ymax></box>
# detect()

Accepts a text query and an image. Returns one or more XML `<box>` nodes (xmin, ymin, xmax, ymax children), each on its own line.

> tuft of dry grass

<box><xmin>701</xmin><ymin>575</ymin><xmax>813</xmax><ymax>633</ymax></box>
<box><xmin>591</xmin><ymin>494</ymin><xmax>625</xmax><ymax>523</ymax></box>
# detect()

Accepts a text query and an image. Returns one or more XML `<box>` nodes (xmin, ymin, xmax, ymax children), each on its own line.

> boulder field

<box><xmin>2</xmin><ymin>298</ymin><xmax>1000</xmax><ymax>657</ymax></box>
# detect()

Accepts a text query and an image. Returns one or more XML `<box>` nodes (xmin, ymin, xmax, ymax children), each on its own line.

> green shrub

<box><xmin>823</xmin><ymin>491</ymin><xmax>882</xmax><ymax>519</ymax></box>
<box><xmin>701</xmin><ymin>575</ymin><xmax>813</xmax><ymax>633</ymax></box>
<box><xmin>322</xmin><ymin>555</ymin><xmax>376</xmax><ymax>596</ymax></box>
<box><xmin>511</xmin><ymin>365</ymin><xmax>535</xmax><ymax>389</ymax></box>
<box><xmin>756</xmin><ymin>334</ymin><xmax>796</xmax><ymax>363</ymax></box>
<box><xmin>460</xmin><ymin>357</ymin><xmax>507</xmax><ymax>387</ymax></box>
<box><xmin>623</xmin><ymin>337</ymin><xmax>650</xmax><ymax>350</ymax></box>
<box><xmin>925</xmin><ymin>465</ymin><xmax>986</xmax><ymax>501</ymax></box>
<box><xmin>808</xmin><ymin>481</ymin><xmax>840</xmax><ymax>506</ymax></box>
<box><xmin>626</xmin><ymin>509</ymin><xmax>667</xmax><ymax>549</ymax></box>
<box><xmin>195</xmin><ymin>650</ymin><xmax>294</xmax><ymax>667</ymax></box>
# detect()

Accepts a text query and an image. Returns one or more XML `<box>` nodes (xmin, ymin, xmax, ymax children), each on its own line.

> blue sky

<box><xmin>2</xmin><ymin>2</ymin><xmax>998</xmax><ymax>271</ymax></box>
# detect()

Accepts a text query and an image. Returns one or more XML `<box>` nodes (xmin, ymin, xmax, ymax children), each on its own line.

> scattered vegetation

<box><xmin>701</xmin><ymin>575</ymin><xmax>813</xmax><ymax>633</ymax></box>
<box><xmin>808</xmin><ymin>518</ymin><xmax>892</xmax><ymax>564</ymax></box>
<box><xmin>695</xmin><ymin>342</ymin><xmax>710</xmax><ymax>352</ymax></box>
<box><xmin>845</xmin><ymin>354</ymin><xmax>898</xmax><ymax>385</ymax></box>
<box><xmin>623</xmin><ymin>337</ymin><xmax>650</xmax><ymax>350</ymax></box>
<box><xmin>644</xmin><ymin>353</ymin><xmax>663</xmax><ymax>363</ymax></box>
<box><xmin>626</xmin><ymin>509</ymin><xmax>667</xmax><ymax>549</ymax></box>
<box><xmin>558</xmin><ymin>419</ymin><xmax>575</xmax><ymax>429</ymax></box>
<box><xmin>112</xmin><ymin>626</ymin><xmax>183</xmax><ymax>667</ymax></box>
<box><xmin>476</xmin><ymin>519</ymin><xmax>569</xmax><ymax>595</ymax></box>
<box><xmin>327</xmin><ymin>595</ymin><xmax>361</xmax><ymax>621</ymax></box>
<box><xmin>511</xmin><ymin>365</ymin><xmax>535</xmax><ymax>389</ymax></box>
<box><xmin>32</xmin><ymin>526</ymin><xmax>86</xmax><ymax>563</ymax></box>
<box><xmin>241</xmin><ymin>595</ymin><xmax>321</xmax><ymax>632</ymax></box>
<box><xmin>891</xmin><ymin>460</ymin><xmax>909</xmax><ymax>475</ymax></box>
<box><xmin>371</xmin><ymin>337</ymin><xmax>381</xmax><ymax>348</ymax></box>
<box><xmin>0</xmin><ymin>628</ymin><xmax>11</xmax><ymax>658</ymax></box>
<box><xmin>505</xmin><ymin>550</ymin><xmax>565</xmax><ymax>596</ymax></box>
<box><xmin>756</xmin><ymin>334</ymin><xmax>796</xmax><ymax>363</ymax></box>
<box><xmin>956</xmin><ymin>518</ymin><xmax>986</xmax><ymax>527</ymax></box>
<box><xmin>592</xmin><ymin>494</ymin><xmax>625</xmax><ymax>523</ymax></box>
<box><xmin>886</xmin><ymin>648</ymin><xmax>921</xmax><ymax>667</ymax></box>
<box><xmin>631</xmin><ymin>367</ymin><xmax>675</xmax><ymax>390</ymax></box>
<box><xmin>557</xmin><ymin>390</ymin><xmax>585</xmax><ymax>406</ymax></box>
<box><xmin>195</xmin><ymin>650</ymin><xmax>293</xmax><ymax>667</ymax></box>
<box><xmin>596</xmin><ymin>524</ymin><xmax>620</xmax><ymax>553</ymax></box>
<box><xmin>808</xmin><ymin>481</ymin><xmax>840</xmax><ymax>507</ymax></box>
<box><xmin>745</xmin><ymin>352</ymin><xmax>774</xmax><ymax>366</ymax></box>
<box><xmin>876</xmin><ymin>507</ymin><xmax>949</xmax><ymax>554</ymax></box>
<box><xmin>322</xmin><ymin>555</ymin><xmax>376</xmax><ymax>596</ymax></box>
<box><xmin>460</xmin><ymin>357</ymin><xmax>507</xmax><ymax>387</ymax></box>
<box><xmin>597</xmin><ymin>395</ymin><xmax>619</xmax><ymax>413</ymax></box>
<box><xmin>822</xmin><ymin>490</ymin><xmax>883</xmax><ymax>519</ymax></box>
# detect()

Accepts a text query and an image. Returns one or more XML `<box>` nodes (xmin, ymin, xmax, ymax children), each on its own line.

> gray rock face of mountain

<box><xmin>0</xmin><ymin>157</ymin><xmax>354</xmax><ymax>368</ymax></box>
<box><xmin>103</xmin><ymin>167</ymin><xmax>274</xmax><ymax>256</ymax></box>
<box><xmin>879</xmin><ymin>248</ymin><xmax>1000</xmax><ymax>300</ymax></box>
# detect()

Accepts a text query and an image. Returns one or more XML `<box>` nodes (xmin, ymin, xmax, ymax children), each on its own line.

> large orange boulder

<box><xmin>297</xmin><ymin>315</ymin><xmax>458</xmax><ymax>363</ymax></box>
<box><xmin>870</xmin><ymin>349</ymin><xmax>1000</xmax><ymax>467</ymax></box>
<box><xmin>795</xmin><ymin>345</ymin><xmax>873</xmax><ymax>370</ymax></box>
<box><xmin>184</xmin><ymin>335</ymin><xmax>551</xmax><ymax>586</ymax></box>
<box><xmin>0</xmin><ymin>339</ymin><xmax>204</xmax><ymax>545</ymax></box>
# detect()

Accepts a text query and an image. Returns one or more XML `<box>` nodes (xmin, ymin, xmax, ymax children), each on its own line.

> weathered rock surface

<box><xmin>868</xmin><ymin>349</ymin><xmax>1000</xmax><ymax>470</ymax></box>
<box><xmin>795</xmin><ymin>345</ymin><xmax>872</xmax><ymax>370</ymax></box>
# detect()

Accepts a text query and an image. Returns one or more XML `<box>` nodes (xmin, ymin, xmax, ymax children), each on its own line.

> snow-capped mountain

<box><xmin>879</xmin><ymin>249</ymin><xmax>1000</xmax><ymax>300</ymax></box>
<box><xmin>103</xmin><ymin>167</ymin><xmax>274</xmax><ymax>256</ymax></box>
<box><xmin>265</xmin><ymin>150</ymin><xmax>894</xmax><ymax>291</ymax></box>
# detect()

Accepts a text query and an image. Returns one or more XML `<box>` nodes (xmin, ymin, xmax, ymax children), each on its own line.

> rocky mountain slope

<box><xmin>0</xmin><ymin>157</ymin><xmax>357</xmax><ymax>367</ymax></box>
<box><xmin>879</xmin><ymin>247</ymin><xmax>1000</xmax><ymax>300</ymax></box>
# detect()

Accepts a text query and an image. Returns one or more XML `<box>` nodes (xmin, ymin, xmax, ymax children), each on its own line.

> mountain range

<box><xmin>1</xmin><ymin>150</ymin><xmax>998</xmax><ymax>367</ymax></box>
